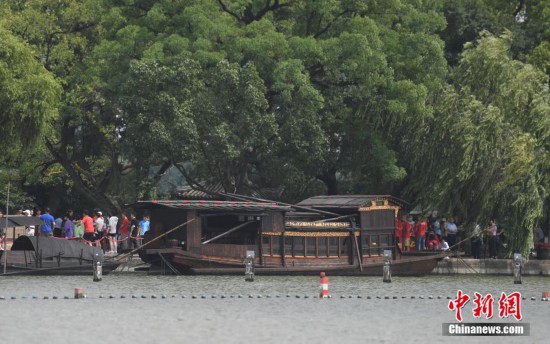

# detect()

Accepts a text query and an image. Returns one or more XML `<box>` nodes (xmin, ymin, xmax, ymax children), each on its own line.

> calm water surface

<box><xmin>0</xmin><ymin>274</ymin><xmax>548</xmax><ymax>344</ymax></box>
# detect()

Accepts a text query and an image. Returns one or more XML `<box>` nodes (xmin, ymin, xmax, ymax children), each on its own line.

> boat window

<box><xmin>375</xmin><ymin>234</ymin><xmax>383</xmax><ymax>255</ymax></box>
<box><xmin>329</xmin><ymin>237</ymin><xmax>338</xmax><ymax>256</ymax></box>
<box><xmin>294</xmin><ymin>237</ymin><xmax>304</xmax><ymax>257</ymax></box>
<box><xmin>318</xmin><ymin>237</ymin><xmax>327</xmax><ymax>257</ymax></box>
<box><xmin>306</xmin><ymin>237</ymin><xmax>316</xmax><ymax>257</ymax></box>
<box><xmin>362</xmin><ymin>235</ymin><xmax>371</xmax><ymax>257</ymax></box>
<box><xmin>380</xmin><ymin>234</ymin><xmax>392</xmax><ymax>251</ymax></box>
<box><xmin>371</xmin><ymin>235</ymin><xmax>380</xmax><ymax>255</ymax></box>
<box><xmin>262</xmin><ymin>236</ymin><xmax>271</xmax><ymax>255</ymax></box>
<box><xmin>378</xmin><ymin>235</ymin><xmax>385</xmax><ymax>255</ymax></box>
<box><xmin>340</xmin><ymin>237</ymin><xmax>349</xmax><ymax>256</ymax></box>
<box><xmin>284</xmin><ymin>237</ymin><xmax>293</xmax><ymax>256</ymax></box>
<box><xmin>271</xmin><ymin>236</ymin><xmax>280</xmax><ymax>256</ymax></box>
<box><xmin>245</xmin><ymin>235</ymin><xmax>256</xmax><ymax>245</ymax></box>
<box><xmin>364</xmin><ymin>233</ymin><xmax>395</xmax><ymax>256</ymax></box>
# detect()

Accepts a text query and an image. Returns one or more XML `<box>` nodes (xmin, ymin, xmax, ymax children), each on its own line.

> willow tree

<box><xmin>0</xmin><ymin>26</ymin><xmax>60</xmax><ymax>155</ymax></box>
<box><xmin>0</xmin><ymin>0</ymin><xmax>133</xmax><ymax>213</ymax></box>
<box><xmin>0</xmin><ymin>25</ymin><xmax>61</xmax><ymax>210</ymax></box>
<box><xmin>407</xmin><ymin>31</ymin><xmax>550</xmax><ymax>256</ymax></box>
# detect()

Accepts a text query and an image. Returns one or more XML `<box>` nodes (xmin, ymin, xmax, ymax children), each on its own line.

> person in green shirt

<box><xmin>73</xmin><ymin>216</ymin><xmax>84</xmax><ymax>238</ymax></box>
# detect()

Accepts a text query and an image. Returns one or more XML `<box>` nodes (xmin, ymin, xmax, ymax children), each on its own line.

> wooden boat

<box><xmin>0</xmin><ymin>236</ymin><xmax>119</xmax><ymax>276</ymax></box>
<box><xmin>134</xmin><ymin>195</ymin><xmax>444</xmax><ymax>276</ymax></box>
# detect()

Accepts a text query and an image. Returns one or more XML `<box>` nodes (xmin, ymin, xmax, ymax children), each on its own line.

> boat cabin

<box><xmin>132</xmin><ymin>200</ymin><xmax>291</xmax><ymax>268</ymax></box>
<box><xmin>287</xmin><ymin>195</ymin><xmax>408</xmax><ymax>262</ymax></box>
<box><xmin>134</xmin><ymin>195</ymin><xmax>408</xmax><ymax>273</ymax></box>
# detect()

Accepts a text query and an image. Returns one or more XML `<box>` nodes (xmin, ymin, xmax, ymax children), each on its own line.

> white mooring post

<box><xmin>244</xmin><ymin>250</ymin><xmax>255</xmax><ymax>282</ymax></box>
<box><xmin>513</xmin><ymin>253</ymin><xmax>522</xmax><ymax>284</ymax></box>
<box><xmin>93</xmin><ymin>252</ymin><xmax>102</xmax><ymax>282</ymax></box>
<box><xmin>383</xmin><ymin>250</ymin><xmax>392</xmax><ymax>283</ymax></box>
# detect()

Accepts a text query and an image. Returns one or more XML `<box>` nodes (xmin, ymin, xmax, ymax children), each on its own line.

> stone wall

<box><xmin>431</xmin><ymin>258</ymin><xmax>550</xmax><ymax>275</ymax></box>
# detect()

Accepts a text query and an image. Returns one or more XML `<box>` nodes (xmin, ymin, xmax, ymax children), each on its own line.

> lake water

<box><xmin>0</xmin><ymin>273</ymin><xmax>548</xmax><ymax>343</ymax></box>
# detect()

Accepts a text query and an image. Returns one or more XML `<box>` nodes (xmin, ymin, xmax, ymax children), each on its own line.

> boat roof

<box><xmin>11</xmin><ymin>236</ymin><xmax>103</xmax><ymax>261</ymax></box>
<box><xmin>174</xmin><ymin>184</ymin><xmax>283</xmax><ymax>201</ymax></box>
<box><xmin>132</xmin><ymin>200</ymin><xmax>292</xmax><ymax>212</ymax></box>
<box><xmin>0</xmin><ymin>216</ymin><xmax>43</xmax><ymax>229</ymax></box>
<box><xmin>285</xmin><ymin>211</ymin><xmax>324</xmax><ymax>218</ymax></box>
<box><xmin>296</xmin><ymin>195</ymin><xmax>408</xmax><ymax>210</ymax></box>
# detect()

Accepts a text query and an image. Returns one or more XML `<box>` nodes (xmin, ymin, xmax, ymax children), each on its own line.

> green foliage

<box><xmin>1</xmin><ymin>0</ymin><xmax>126</xmax><ymax>213</ymax></box>
<box><xmin>528</xmin><ymin>41</ymin><xmax>550</xmax><ymax>75</ymax></box>
<box><xmin>120</xmin><ymin>56</ymin><xmax>201</xmax><ymax>166</ymax></box>
<box><xmin>407</xmin><ymin>31</ymin><xmax>550</xmax><ymax>256</ymax></box>
<box><xmin>0</xmin><ymin>26</ymin><xmax>61</xmax><ymax>154</ymax></box>
<box><xmin>2</xmin><ymin>0</ymin><xmax>550</xmax><ymax>256</ymax></box>
<box><xmin>0</xmin><ymin>171</ymin><xmax>35</xmax><ymax>212</ymax></box>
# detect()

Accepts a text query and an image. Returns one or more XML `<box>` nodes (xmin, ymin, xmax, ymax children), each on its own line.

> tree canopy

<box><xmin>1</xmin><ymin>0</ymin><xmax>550</xmax><ymax>256</ymax></box>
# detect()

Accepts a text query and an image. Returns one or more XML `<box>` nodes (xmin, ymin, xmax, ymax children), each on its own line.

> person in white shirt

<box><xmin>445</xmin><ymin>218</ymin><xmax>458</xmax><ymax>248</ymax></box>
<box><xmin>94</xmin><ymin>211</ymin><xmax>105</xmax><ymax>250</ymax></box>
<box><xmin>440</xmin><ymin>239</ymin><xmax>450</xmax><ymax>251</ymax></box>
<box><xmin>23</xmin><ymin>209</ymin><xmax>35</xmax><ymax>236</ymax></box>
<box><xmin>107</xmin><ymin>213</ymin><xmax>119</xmax><ymax>254</ymax></box>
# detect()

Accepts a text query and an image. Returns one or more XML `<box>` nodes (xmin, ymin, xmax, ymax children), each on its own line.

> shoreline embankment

<box><xmin>431</xmin><ymin>258</ymin><xmax>550</xmax><ymax>276</ymax></box>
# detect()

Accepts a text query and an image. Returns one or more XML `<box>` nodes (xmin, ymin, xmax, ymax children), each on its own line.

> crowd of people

<box><xmin>5</xmin><ymin>207</ymin><xmax>150</xmax><ymax>255</ymax></box>
<box><xmin>2</xmin><ymin>206</ymin><xmax>540</xmax><ymax>260</ymax></box>
<box><xmin>395</xmin><ymin>214</ymin><xmax>502</xmax><ymax>259</ymax></box>
<box><xmin>395</xmin><ymin>215</ymin><xmax>455</xmax><ymax>253</ymax></box>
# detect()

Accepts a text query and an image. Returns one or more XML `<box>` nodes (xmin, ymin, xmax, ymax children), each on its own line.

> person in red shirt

<box><xmin>402</xmin><ymin>215</ymin><xmax>412</xmax><ymax>251</ymax></box>
<box><xmin>415</xmin><ymin>218</ymin><xmax>428</xmax><ymax>250</ymax></box>
<box><xmin>81</xmin><ymin>210</ymin><xmax>95</xmax><ymax>246</ymax></box>
<box><xmin>119</xmin><ymin>212</ymin><xmax>129</xmax><ymax>252</ymax></box>
<box><xmin>427</xmin><ymin>231</ymin><xmax>440</xmax><ymax>250</ymax></box>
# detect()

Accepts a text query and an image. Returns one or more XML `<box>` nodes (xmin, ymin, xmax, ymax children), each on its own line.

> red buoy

<box><xmin>74</xmin><ymin>288</ymin><xmax>84</xmax><ymax>299</ymax></box>
<box><xmin>320</xmin><ymin>272</ymin><xmax>329</xmax><ymax>298</ymax></box>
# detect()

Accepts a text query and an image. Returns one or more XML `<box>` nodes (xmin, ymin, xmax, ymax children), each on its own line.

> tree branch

<box><xmin>151</xmin><ymin>160</ymin><xmax>173</xmax><ymax>185</ymax></box>
<box><xmin>314</xmin><ymin>10</ymin><xmax>351</xmax><ymax>38</ymax></box>
<box><xmin>218</xmin><ymin>0</ymin><xmax>293</xmax><ymax>24</ymax></box>
<box><xmin>251</xmin><ymin>0</ymin><xmax>276</xmax><ymax>23</ymax></box>
<box><xmin>513</xmin><ymin>0</ymin><xmax>526</xmax><ymax>18</ymax></box>
<box><xmin>44</xmin><ymin>138</ymin><xmax>120</xmax><ymax>213</ymax></box>
<box><xmin>173</xmin><ymin>163</ymin><xmax>213</xmax><ymax>195</ymax></box>
<box><xmin>217</xmin><ymin>0</ymin><xmax>243</xmax><ymax>22</ymax></box>
<box><xmin>306</xmin><ymin>10</ymin><xmax>315</xmax><ymax>36</ymax></box>
<box><xmin>38</xmin><ymin>160</ymin><xmax>58</xmax><ymax>176</ymax></box>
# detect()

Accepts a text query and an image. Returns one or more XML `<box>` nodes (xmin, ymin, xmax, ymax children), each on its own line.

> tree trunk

<box><xmin>45</xmin><ymin>139</ymin><xmax>122</xmax><ymax>215</ymax></box>
<box><xmin>319</xmin><ymin>168</ymin><xmax>338</xmax><ymax>195</ymax></box>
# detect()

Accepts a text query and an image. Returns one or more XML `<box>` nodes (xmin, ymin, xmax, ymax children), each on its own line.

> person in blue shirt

<box><xmin>139</xmin><ymin>215</ymin><xmax>150</xmax><ymax>236</ymax></box>
<box><xmin>39</xmin><ymin>207</ymin><xmax>56</xmax><ymax>236</ymax></box>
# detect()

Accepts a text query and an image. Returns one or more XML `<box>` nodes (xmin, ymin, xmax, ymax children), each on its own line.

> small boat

<box><xmin>133</xmin><ymin>194</ymin><xmax>444</xmax><ymax>276</ymax></box>
<box><xmin>0</xmin><ymin>236</ymin><xmax>119</xmax><ymax>276</ymax></box>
